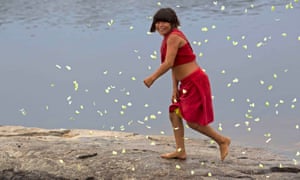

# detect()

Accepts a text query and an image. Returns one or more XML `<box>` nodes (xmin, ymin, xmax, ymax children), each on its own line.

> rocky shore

<box><xmin>0</xmin><ymin>126</ymin><xmax>299</xmax><ymax>180</ymax></box>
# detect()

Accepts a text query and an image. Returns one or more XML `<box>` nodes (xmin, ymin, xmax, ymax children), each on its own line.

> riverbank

<box><xmin>0</xmin><ymin>126</ymin><xmax>299</xmax><ymax>179</ymax></box>
<box><xmin>1</xmin><ymin>0</ymin><xmax>300</xmax><ymax>162</ymax></box>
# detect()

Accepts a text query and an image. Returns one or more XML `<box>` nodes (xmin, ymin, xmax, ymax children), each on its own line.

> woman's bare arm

<box><xmin>144</xmin><ymin>34</ymin><xmax>182</xmax><ymax>88</ymax></box>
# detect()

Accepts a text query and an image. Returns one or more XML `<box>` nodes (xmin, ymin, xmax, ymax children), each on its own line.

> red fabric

<box><xmin>160</xmin><ymin>28</ymin><xmax>196</xmax><ymax>67</ymax></box>
<box><xmin>169</xmin><ymin>68</ymin><xmax>214</xmax><ymax>126</ymax></box>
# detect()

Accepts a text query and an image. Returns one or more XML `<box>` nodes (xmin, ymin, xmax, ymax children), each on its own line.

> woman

<box><xmin>144</xmin><ymin>8</ymin><xmax>230</xmax><ymax>161</ymax></box>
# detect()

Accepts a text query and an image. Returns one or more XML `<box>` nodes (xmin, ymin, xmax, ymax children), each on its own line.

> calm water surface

<box><xmin>0</xmin><ymin>0</ymin><xmax>299</xmax><ymax>160</ymax></box>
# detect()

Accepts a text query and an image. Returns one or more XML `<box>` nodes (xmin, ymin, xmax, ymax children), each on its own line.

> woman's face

<box><xmin>155</xmin><ymin>21</ymin><xmax>172</xmax><ymax>36</ymax></box>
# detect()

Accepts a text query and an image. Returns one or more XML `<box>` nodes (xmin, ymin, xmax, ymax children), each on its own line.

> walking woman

<box><xmin>144</xmin><ymin>8</ymin><xmax>231</xmax><ymax>161</ymax></box>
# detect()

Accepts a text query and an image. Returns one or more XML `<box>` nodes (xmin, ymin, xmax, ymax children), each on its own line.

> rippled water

<box><xmin>0</xmin><ymin>0</ymin><xmax>299</xmax><ymax>160</ymax></box>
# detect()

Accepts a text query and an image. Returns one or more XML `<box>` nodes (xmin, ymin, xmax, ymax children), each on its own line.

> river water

<box><xmin>0</xmin><ymin>0</ymin><xmax>299</xmax><ymax>160</ymax></box>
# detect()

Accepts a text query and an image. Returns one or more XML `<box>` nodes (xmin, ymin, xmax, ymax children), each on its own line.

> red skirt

<box><xmin>169</xmin><ymin>68</ymin><xmax>214</xmax><ymax>126</ymax></box>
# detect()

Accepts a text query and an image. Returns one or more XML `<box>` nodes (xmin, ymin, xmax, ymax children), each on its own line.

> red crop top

<box><xmin>160</xmin><ymin>28</ymin><xmax>196</xmax><ymax>67</ymax></box>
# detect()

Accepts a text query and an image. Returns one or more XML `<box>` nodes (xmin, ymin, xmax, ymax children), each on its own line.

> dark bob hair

<box><xmin>150</xmin><ymin>8</ymin><xmax>181</xmax><ymax>32</ymax></box>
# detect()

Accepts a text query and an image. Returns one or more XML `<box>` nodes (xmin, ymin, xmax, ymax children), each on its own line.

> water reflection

<box><xmin>0</xmin><ymin>0</ymin><xmax>294</xmax><ymax>29</ymax></box>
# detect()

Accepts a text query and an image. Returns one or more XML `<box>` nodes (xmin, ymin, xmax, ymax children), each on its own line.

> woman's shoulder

<box><xmin>171</xmin><ymin>28</ymin><xmax>184</xmax><ymax>34</ymax></box>
<box><xmin>170</xmin><ymin>28</ymin><xmax>187</xmax><ymax>41</ymax></box>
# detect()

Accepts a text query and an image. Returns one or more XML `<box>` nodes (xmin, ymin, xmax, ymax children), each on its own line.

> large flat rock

<box><xmin>0</xmin><ymin>126</ymin><xmax>299</xmax><ymax>179</ymax></box>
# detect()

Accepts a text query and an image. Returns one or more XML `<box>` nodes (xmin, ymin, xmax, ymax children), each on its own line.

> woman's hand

<box><xmin>144</xmin><ymin>76</ymin><xmax>155</xmax><ymax>88</ymax></box>
<box><xmin>171</xmin><ymin>89</ymin><xmax>179</xmax><ymax>103</ymax></box>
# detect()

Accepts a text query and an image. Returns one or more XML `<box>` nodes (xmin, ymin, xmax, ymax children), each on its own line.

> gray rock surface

<box><xmin>0</xmin><ymin>126</ymin><xmax>299</xmax><ymax>180</ymax></box>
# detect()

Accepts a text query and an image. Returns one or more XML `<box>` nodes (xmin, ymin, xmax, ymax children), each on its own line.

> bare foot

<box><xmin>219</xmin><ymin>137</ymin><xmax>231</xmax><ymax>161</ymax></box>
<box><xmin>160</xmin><ymin>151</ymin><xmax>186</xmax><ymax>160</ymax></box>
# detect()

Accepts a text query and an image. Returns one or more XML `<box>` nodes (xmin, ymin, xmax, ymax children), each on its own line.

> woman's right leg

<box><xmin>160</xmin><ymin>111</ymin><xmax>186</xmax><ymax>160</ymax></box>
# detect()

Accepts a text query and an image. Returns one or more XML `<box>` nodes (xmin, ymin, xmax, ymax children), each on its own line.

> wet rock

<box><xmin>0</xmin><ymin>126</ymin><xmax>299</xmax><ymax>179</ymax></box>
<box><xmin>0</xmin><ymin>169</ymin><xmax>68</xmax><ymax>180</ymax></box>
<box><xmin>270</xmin><ymin>167</ymin><xmax>300</xmax><ymax>173</ymax></box>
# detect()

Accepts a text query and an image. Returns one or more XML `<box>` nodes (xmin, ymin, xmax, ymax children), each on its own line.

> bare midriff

<box><xmin>172</xmin><ymin>61</ymin><xmax>199</xmax><ymax>81</ymax></box>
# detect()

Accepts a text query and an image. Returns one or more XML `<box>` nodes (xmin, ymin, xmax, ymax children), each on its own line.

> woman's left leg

<box><xmin>186</xmin><ymin>122</ymin><xmax>230</xmax><ymax>161</ymax></box>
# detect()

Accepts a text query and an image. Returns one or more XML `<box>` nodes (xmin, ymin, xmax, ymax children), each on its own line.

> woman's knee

<box><xmin>186</xmin><ymin>122</ymin><xmax>198</xmax><ymax>130</ymax></box>
<box><xmin>169</xmin><ymin>111</ymin><xmax>182</xmax><ymax>124</ymax></box>
<box><xmin>187</xmin><ymin>122</ymin><xmax>210</xmax><ymax>133</ymax></box>
<box><xmin>169</xmin><ymin>110</ymin><xmax>180</xmax><ymax>117</ymax></box>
